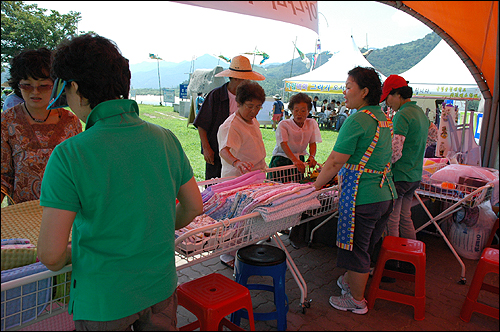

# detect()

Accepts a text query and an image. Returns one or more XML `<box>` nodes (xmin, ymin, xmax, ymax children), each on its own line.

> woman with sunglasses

<box><xmin>1</xmin><ymin>48</ymin><xmax>82</xmax><ymax>204</ymax></box>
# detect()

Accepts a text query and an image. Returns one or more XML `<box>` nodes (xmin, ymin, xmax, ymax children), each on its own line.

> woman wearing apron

<box><xmin>313</xmin><ymin>66</ymin><xmax>396</xmax><ymax>315</ymax></box>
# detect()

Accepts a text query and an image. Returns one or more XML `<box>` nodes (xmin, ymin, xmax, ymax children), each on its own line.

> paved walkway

<box><xmin>176</xmin><ymin>230</ymin><xmax>498</xmax><ymax>331</ymax></box>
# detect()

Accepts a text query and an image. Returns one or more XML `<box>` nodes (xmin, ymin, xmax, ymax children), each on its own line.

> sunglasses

<box><xmin>47</xmin><ymin>78</ymin><xmax>73</xmax><ymax>110</ymax></box>
<box><xmin>18</xmin><ymin>83</ymin><xmax>54</xmax><ymax>92</ymax></box>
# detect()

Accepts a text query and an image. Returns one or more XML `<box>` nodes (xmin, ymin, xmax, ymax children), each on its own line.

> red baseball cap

<box><xmin>380</xmin><ymin>75</ymin><xmax>408</xmax><ymax>103</ymax></box>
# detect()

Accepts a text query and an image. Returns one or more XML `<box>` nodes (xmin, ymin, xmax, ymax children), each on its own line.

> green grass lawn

<box><xmin>138</xmin><ymin>104</ymin><xmax>339</xmax><ymax>182</ymax></box>
<box><xmin>1</xmin><ymin>104</ymin><xmax>339</xmax><ymax>207</ymax></box>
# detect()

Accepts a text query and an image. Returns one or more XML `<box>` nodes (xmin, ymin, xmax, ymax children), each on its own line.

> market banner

<box><xmin>173</xmin><ymin>1</ymin><xmax>318</xmax><ymax>34</ymax></box>
<box><xmin>410</xmin><ymin>84</ymin><xmax>481</xmax><ymax>100</ymax></box>
<box><xmin>285</xmin><ymin>80</ymin><xmax>346</xmax><ymax>94</ymax></box>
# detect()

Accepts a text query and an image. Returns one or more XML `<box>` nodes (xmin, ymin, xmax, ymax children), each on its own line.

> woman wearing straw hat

<box><xmin>193</xmin><ymin>55</ymin><xmax>265</xmax><ymax>180</ymax></box>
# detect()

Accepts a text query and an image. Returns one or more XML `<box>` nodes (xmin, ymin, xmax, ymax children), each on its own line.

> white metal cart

<box><xmin>413</xmin><ymin>166</ymin><xmax>494</xmax><ymax>284</ymax></box>
<box><xmin>175</xmin><ymin>165</ymin><xmax>339</xmax><ymax>313</ymax></box>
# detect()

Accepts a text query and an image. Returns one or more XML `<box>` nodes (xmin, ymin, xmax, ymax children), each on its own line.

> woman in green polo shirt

<box><xmin>38</xmin><ymin>34</ymin><xmax>203</xmax><ymax>330</ymax></box>
<box><xmin>313</xmin><ymin>66</ymin><xmax>396</xmax><ymax>315</ymax></box>
<box><xmin>380</xmin><ymin>75</ymin><xmax>431</xmax><ymax>241</ymax></box>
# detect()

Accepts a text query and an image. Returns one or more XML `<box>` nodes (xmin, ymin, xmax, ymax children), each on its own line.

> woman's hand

<box><xmin>234</xmin><ymin>160</ymin><xmax>253</xmax><ymax>174</ymax></box>
<box><xmin>306</xmin><ymin>155</ymin><xmax>317</xmax><ymax>168</ymax></box>
<box><xmin>293</xmin><ymin>159</ymin><xmax>306</xmax><ymax>174</ymax></box>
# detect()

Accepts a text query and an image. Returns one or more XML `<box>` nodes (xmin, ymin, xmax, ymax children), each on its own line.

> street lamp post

<box><xmin>149</xmin><ymin>53</ymin><xmax>163</xmax><ymax>105</ymax></box>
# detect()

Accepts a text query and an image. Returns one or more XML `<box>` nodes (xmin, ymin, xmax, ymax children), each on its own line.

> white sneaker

<box><xmin>329</xmin><ymin>292</ymin><xmax>368</xmax><ymax>315</ymax></box>
<box><xmin>337</xmin><ymin>272</ymin><xmax>350</xmax><ymax>295</ymax></box>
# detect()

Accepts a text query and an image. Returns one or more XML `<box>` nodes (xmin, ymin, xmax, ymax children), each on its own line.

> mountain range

<box><xmin>130</xmin><ymin>54</ymin><xmax>231</xmax><ymax>89</ymax></box>
<box><xmin>1</xmin><ymin>32</ymin><xmax>441</xmax><ymax>97</ymax></box>
<box><xmin>130</xmin><ymin>32</ymin><xmax>441</xmax><ymax>94</ymax></box>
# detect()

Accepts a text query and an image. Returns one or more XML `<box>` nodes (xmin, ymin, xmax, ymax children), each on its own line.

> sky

<box><xmin>27</xmin><ymin>1</ymin><xmax>433</xmax><ymax>66</ymax></box>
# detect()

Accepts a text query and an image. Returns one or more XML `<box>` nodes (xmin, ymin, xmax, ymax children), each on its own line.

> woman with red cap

<box><xmin>380</xmin><ymin>75</ymin><xmax>436</xmax><ymax>241</ymax></box>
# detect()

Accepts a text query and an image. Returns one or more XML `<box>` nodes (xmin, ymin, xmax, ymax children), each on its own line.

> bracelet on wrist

<box><xmin>232</xmin><ymin>159</ymin><xmax>239</xmax><ymax>167</ymax></box>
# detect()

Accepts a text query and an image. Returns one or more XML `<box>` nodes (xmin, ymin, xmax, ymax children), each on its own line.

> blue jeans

<box><xmin>386</xmin><ymin>181</ymin><xmax>420</xmax><ymax>240</ymax></box>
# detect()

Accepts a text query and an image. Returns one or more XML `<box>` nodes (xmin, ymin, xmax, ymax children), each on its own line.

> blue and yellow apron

<box><xmin>336</xmin><ymin>110</ymin><xmax>394</xmax><ymax>251</ymax></box>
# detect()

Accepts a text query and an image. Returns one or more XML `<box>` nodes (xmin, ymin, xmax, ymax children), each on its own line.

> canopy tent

<box><xmin>282</xmin><ymin>35</ymin><xmax>386</xmax><ymax>94</ymax></box>
<box><xmin>174</xmin><ymin>0</ymin><xmax>498</xmax><ymax>168</ymax></box>
<box><xmin>381</xmin><ymin>1</ymin><xmax>498</xmax><ymax>169</ymax></box>
<box><xmin>399</xmin><ymin>40</ymin><xmax>481</xmax><ymax>100</ymax></box>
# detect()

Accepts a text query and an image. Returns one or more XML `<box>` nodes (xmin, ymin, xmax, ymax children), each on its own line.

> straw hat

<box><xmin>274</xmin><ymin>94</ymin><xmax>281</xmax><ymax>100</ymax></box>
<box><xmin>215</xmin><ymin>55</ymin><xmax>265</xmax><ymax>81</ymax></box>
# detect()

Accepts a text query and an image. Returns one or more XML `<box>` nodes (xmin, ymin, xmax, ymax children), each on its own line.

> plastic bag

<box><xmin>430</xmin><ymin>164</ymin><xmax>498</xmax><ymax>184</ymax></box>
<box><xmin>448</xmin><ymin>201</ymin><xmax>497</xmax><ymax>260</ymax></box>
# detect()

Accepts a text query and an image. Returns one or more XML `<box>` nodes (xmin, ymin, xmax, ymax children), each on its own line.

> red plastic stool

<box><xmin>367</xmin><ymin>236</ymin><xmax>426</xmax><ymax>320</ymax></box>
<box><xmin>177</xmin><ymin>273</ymin><xmax>255</xmax><ymax>331</ymax></box>
<box><xmin>460</xmin><ymin>247</ymin><xmax>499</xmax><ymax>322</ymax></box>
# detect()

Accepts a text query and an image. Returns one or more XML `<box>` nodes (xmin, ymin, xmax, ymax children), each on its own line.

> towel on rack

<box><xmin>1</xmin><ymin>262</ymin><xmax>52</xmax><ymax>330</ymax></box>
<box><xmin>253</xmin><ymin>190</ymin><xmax>321</xmax><ymax>222</ymax></box>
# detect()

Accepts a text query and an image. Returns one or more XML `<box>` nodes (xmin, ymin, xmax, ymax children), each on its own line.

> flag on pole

<box><xmin>311</xmin><ymin>53</ymin><xmax>318</xmax><ymax>72</ymax></box>
<box><xmin>243</xmin><ymin>50</ymin><xmax>270</xmax><ymax>65</ymax></box>
<box><xmin>217</xmin><ymin>55</ymin><xmax>231</xmax><ymax>63</ymax></box>
<box><xmin>149</xmin><ymin>53</ymin><xmax>162</xmax><ymax>60</ymax></box>
<box><xmin>293</xmin><ymin>42</ymin><xmax>311</xmax><ymax>69</ymax></box>
<box><xmin>293</xmin><ymin>42</ymin><xmax>305</xmax><ymax>61</ymax></box>
<box><xmin>259</xmin><ymin>52</ymin><xmax>269</xmax><ymax>65</ymax></box>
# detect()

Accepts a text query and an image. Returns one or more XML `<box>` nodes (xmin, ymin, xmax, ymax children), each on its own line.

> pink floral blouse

<box><xmin>1</xmin><ymin>104</ymin><xmax>82</xmax><ymax>204</ymax></box>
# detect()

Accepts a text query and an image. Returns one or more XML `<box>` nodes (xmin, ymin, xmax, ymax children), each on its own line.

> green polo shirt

<box><xmin>333</xmin><ymin>105</ymin><xmax>396</xmax><ymax>205</ymax></box>
<box><xmin>40</xmin><ymin>99</ymin><xmax>193</xmax><ymax>321</ymax></box>
<box><xmin>392</xmin><ymin>101</ymin><xmax>430</xmax><ymax>182</ymax></box>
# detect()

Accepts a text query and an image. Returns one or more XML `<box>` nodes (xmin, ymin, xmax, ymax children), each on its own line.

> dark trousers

<box><xmin>205</xmin><ymin>156</ymin><xmax>222</xmax><ymax>180</ymax></box>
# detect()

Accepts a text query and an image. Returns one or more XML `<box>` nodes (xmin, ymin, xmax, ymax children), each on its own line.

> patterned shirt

<box><xmin>1</xmin><ymin>104</ymin><xmax>82</xmax><ymax>203</ymax></box>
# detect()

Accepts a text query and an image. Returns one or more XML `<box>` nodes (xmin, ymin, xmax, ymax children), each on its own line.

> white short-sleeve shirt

<box><xmin>272</xmin><ymin>118</ymin><xmax>322</xmax><ymax>160</ymax></box>
<box><xmin>218</xmin><ymin>113</ymin><xmax>267</xmax><ymax>177</ymax></box>
<box><xmin>228</xmin><ymin>89</ymin><xmax>237</xmax><ymax>115</ymax></box>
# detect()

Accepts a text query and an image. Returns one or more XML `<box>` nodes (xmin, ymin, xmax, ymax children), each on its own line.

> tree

<box><xmin>1</xmin><ymin>1</ymin><xmax>81</xmax><ymax>71</ymax></box>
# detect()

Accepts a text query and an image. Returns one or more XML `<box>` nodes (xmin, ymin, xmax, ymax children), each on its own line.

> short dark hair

<box><xmin>289</xmin><ymin>93</ymin><xmax>312</xmax><ymax>111</ymax></box>
<box><xmin>389</xmin><ymin>86</ymin><xmax>413</xmax><ymax>99</ymax></box>
<box><xmin>8</xmin><ymin>48</ymin><xmax>52</xmax><ymax>97</ymax></box>
<box><xmin>347</xmin><ymin>66</ymin><xmax>382</xmax><ymax>106</ymax></box>
<box><xmin>235</xmin><ymin>81</ymin><xmax>265</xmax><ymax>105</ymax></box>
<box><xmin>52</xmin><ymin>33</ymin><xmax>131</xmax><ymax>109</ymax></box>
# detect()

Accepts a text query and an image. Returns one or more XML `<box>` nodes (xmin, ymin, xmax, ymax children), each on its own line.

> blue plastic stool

<box><xmin>230</xmin><ymin>244</ymin><xmax>289</xmax><ymax>331</ymax></box>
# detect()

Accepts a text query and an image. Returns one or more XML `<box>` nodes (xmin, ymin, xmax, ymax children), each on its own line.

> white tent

<box><xmin>399</xmin><ymin>40</ymin><xmax>481</xmax><ymax>100</ymax></box>
<box><xmin>283</xmin><ymin>35</ymin><xmax>386</xmax><ymax>94</ymax></box>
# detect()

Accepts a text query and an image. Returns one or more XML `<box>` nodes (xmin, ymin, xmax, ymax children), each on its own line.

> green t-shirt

<box><xmin>333</xmin><ymin>106</ymin><xmax>396</xmax><ymax>205</ymax></box>
<box><xmin>392</xmin><ymin>101</ymin><xmax>430</xmax><ymax>182</ymax></box>
<box><xmin>40</xmin><ymin>99</ymin><xmax>193</xmax><ymax>321</ymax></box>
